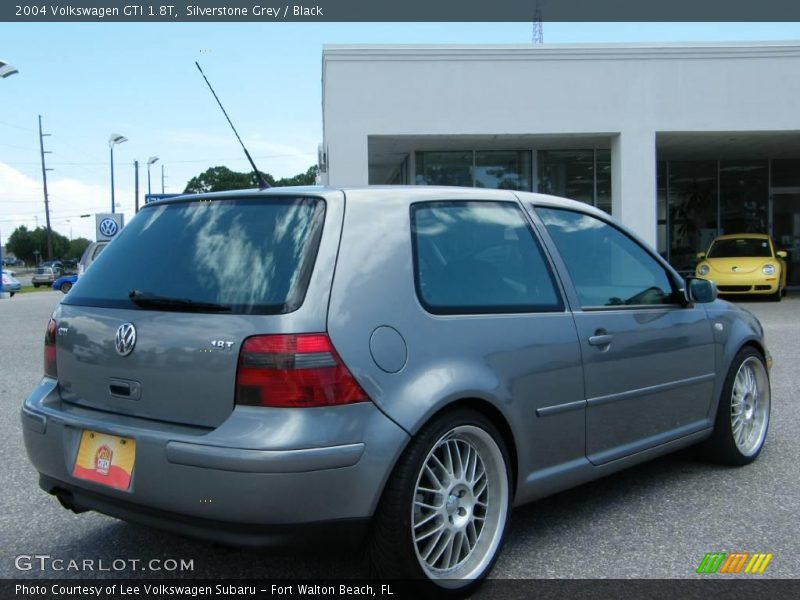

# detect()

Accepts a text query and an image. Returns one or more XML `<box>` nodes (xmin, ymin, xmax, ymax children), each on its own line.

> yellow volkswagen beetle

<box><xmin>696</xmin><ymin>234</ymin><xmax>787</xmax><ymax>301</ymax></box>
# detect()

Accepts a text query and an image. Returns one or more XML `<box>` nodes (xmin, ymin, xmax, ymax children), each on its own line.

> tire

<box><xmin>9</xmin><ymin>292</ymin><xmax>14</xmax><ymax>297</ymax></box>
<box><xmin>370</xmin><ymin>409</ymin><xmax>511</xmax><ymax>594</ymax></box>
<box><xmin>60</xmin><ymin>281</ymin><xmax>72</xmax><ymax>294</ymax></box>
<box><xmin>33</xmin><ymin>283</ymin><xmax>40</xmax><ymax>288</ymax></box>
<box><xmin>701</xmin><ymin>347</ymin><xmax>770</xmax><ymax>466</ymax></box>
<box><xmin>769</xmin><ymin>288</ymin><xmax>781</xmax><ymax>302</ymax></box>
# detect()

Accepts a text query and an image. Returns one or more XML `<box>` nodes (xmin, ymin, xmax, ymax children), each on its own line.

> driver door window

<box><xmin>536</xmin><ymin>208</ymin><xmax>679</xmax><ymax>308</ymax></box>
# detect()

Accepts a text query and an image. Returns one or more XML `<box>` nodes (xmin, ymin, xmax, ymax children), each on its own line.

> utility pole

<box><xmin>38</xmin><ymin>115</ymin><xmax>54</xmax><ymax>260</ymax></box>
<box><xmin>134</xmin><ymin>160</ymin><xmax>140</xmax><ymax>213</ymax></box>
<box><xmin>532</xmin><ymin>0</ymin><xmax>544</xmax><ymax>44</ymax></box>
<box><xmin>161</xmin><ymin>164</ymin><xmax>166</xmax><ymax>193</ymax></box>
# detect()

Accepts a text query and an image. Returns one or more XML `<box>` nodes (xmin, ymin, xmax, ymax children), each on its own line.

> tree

<box><xmin>184</xmin><ymin>165</ymin><xmax>318</xmax><ymax>193</ymax></box>
<box><xmin>6</xmin><ymin>225</ymin><xmax>71</xmax><ymax>264</ymax></box>
<box><xmin>68</xmin><ymin>237</ymin><xmax>92</xmax><ymax>259</ymax></box>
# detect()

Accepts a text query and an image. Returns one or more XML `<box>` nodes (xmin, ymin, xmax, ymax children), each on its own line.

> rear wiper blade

<box><xmin>128</xmin><ymin>290</ymin><xmax>231</xmax><ymax>312</ymax></box>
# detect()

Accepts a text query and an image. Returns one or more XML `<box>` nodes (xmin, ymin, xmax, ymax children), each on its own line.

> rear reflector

<box><xmin>44</xmin><ymin>318</ymin><xmax>58</xmax><ymax>378</ymax></box>
<box><xmin>235</xmin><ymin>334</ymin><xmax>369</xmax><ymax>408</ymax></box>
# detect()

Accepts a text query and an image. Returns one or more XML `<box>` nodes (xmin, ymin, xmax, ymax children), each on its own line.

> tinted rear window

<box><xmin>707</xmin><ymin>238</ymin><xmax>772</xmax><ymax>258</ymax></box>
<box><xmin>65</xmin><ymin>197</ymin><xmax>325</xmax><ymax>314</ymax></box>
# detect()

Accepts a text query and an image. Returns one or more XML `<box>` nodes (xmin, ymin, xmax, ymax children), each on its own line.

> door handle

<box><xmin>588</xmin><ymin>333</ymin><xmax>613</xmax><ymax>347</ymax></box>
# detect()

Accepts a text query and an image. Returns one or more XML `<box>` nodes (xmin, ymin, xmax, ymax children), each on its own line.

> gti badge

<box><xmin>115</xmin><ymin>323</ymin><xmax>137</xmax><ymax>357</ymax></box>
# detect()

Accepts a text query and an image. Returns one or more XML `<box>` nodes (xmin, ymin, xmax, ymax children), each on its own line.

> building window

<box><xmin>415</xmin><ymin>151</ymin><xmax>472</xmax><ymax>187</ymax></box>
<box><xmin>474</xmin><ymin>151</ymin><xmax>532</xmax><ymax>191</ymax></box>
<box><xmin>668</xmin><ymin>161</ymin><xmax>718</xmax><ymax>273</ymax></box>
<box><xmin>537</xmin><ymin>149</ymin><xmax>611</xmax><ymax>213</ymax></box>
<box><xmin>415</xmin><ymin>150</ymin><xmax>532</xmax><ymax>191</ymax></box>
<box><xmin>719</xmin><ymin>161</ymin><xmax>768</xmax><ymax>235</ymax></box>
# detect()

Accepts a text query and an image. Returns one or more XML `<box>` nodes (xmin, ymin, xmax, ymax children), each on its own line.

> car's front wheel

<box><xmin>370</xmin><ymin>409</ymin><xmax>511</xmax><ymax>593</ymax></box>
<box><xmin>702</xmin><ymin>347</ymin><xmax>770</xmax><ymax>465</ymax></box>
<box><xmin>60</xmin><ymin>281</ymin><xmax>72</xmax><ymax>294</ymax></box>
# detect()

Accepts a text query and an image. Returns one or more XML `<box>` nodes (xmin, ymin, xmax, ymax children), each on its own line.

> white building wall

<box><xmin>322</xmin><ymin>43</ymin><xmax>800</xmax><ymax>246</ymax></box>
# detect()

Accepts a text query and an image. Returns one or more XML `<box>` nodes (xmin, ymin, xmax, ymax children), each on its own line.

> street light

<box><xmin>0</xmin><ymin>60</ymin><xmax>17</xmax><ymax>299</ymax></box>
<box><xmin>0</xmin><ymin>60</ymin><xmax>19</xmax><ymax>78</ymax></box>
<box><xmin>147</xmin><ymin>156</ymin><xmax>159</xmax><ymax>197</ymax></box>
<box><xmin>109</xmin><ymin>133</ymin><xmax>127</xmax><ymax>214</ymax></box>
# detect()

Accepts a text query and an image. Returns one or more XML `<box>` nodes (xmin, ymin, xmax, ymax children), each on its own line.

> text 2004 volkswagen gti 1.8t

<box><xmin>22</xmin><ymin>186</ymin><xmax>772</xmax><ymax>592</ymax></box>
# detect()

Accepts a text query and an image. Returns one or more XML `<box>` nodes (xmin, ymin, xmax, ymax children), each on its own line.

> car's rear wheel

<box><xmin>702</xmin><ymin>347</ymin><xmax>770</xmax><ymax>465</ymax></box>
<box><xmin>60</xmin><ymin>281</ymin><xmax>72</xmax><ymax>294</ymax></box>
<box><xmin>33</xmin><ymin>283</ymin><xmax>39</xmax><ymax>288</ymax></box>
<box><xmin>370</xmin><ymin>409</ymin><xmax>511</xmax><ymax>593</ymax></box>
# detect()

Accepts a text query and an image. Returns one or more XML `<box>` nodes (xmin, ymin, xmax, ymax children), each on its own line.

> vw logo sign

<box><xmin>115</xmin><ymin>323</ymin><xmax>137</xmax><ymax>357</ymax></box>
<box><xmin>99</xmin><ymin>217</ymin><xmax>119</xmax><ymax>237</ymax></box>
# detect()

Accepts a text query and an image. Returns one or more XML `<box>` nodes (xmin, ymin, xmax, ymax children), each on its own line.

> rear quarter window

<box><xmin>411</xmin><ymin>201</ymin><xmax>563</xmax><ymax>314</ymax></box>
<box><xmin>64</xmin><ymin>197</ymin><xmax>325</xmax><ymax>314</ymax></box>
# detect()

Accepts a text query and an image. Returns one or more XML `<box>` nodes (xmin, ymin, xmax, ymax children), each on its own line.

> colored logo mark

<box><xmin>99</xmin><ymin>218</ymin><xmax>119</xmax><ymax>237</ymax></box>
<box><xmin>696</xmin><ymin>552</ymin><xmax>773</xmax><ymax>574</ymax></box>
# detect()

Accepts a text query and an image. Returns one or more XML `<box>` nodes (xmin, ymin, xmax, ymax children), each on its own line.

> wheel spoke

<box><xmin>422</xmin><ymin>529</ymin><xmax>445</xmax><ymax>562</ymax></box>
<box><xmin>415</xmin><ymin>498</ymin><xmax>441</xmax><ymax>510</ymax></box>
<box><xmin>414</xmin><ymin>521</ymin><xmax>444</xmax><ymax>543</ymax></box>
<box><xmin>453</xmin><ymin>441</ymin><xmax>465</xmax><ymax>479</ymax></box>
<box><xmin>414</xmin><ymin>511</ymin><xmax>440</xmax><ymax>530</ymax></box>
<box><xmin>429</xmin><ymin>530</ymin><xmax>453</xmax><ymax>567</ymax></box>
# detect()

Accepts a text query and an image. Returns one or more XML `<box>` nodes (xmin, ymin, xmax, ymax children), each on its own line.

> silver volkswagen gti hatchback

<box><xmin>22</xmin><ymin>186</ymin><xmax>771</xmax><ymax>590</ymax></box>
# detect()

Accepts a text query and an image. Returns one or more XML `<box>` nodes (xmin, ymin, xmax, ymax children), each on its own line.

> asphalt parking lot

<box><xmin>1</xmin><ymin>291</ymin><xmax>798</xmax><ymax>583</ymax></box>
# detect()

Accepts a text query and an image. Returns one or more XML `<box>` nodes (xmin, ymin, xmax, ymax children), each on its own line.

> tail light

<box><xmin>44</xmin><ymin>318</ymin><xmax>58</xmax><ymax>378</ymax></box>
<box><xmin>235</xmin><ymin>333</ymin><xmax>369</xmax><ymax>408</ymax></box>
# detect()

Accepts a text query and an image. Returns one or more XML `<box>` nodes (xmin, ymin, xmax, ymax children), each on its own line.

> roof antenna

<box><xmin>195</xmin><ymin>61</ymin><xmax>270</xmax><ymax>189</ymax></box>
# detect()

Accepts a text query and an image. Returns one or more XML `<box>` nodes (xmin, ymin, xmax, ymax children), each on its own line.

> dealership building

<box><xmin>320</xmin><ymin>42</ymin><xmax>800</xmax><ymax>281</ymax></box>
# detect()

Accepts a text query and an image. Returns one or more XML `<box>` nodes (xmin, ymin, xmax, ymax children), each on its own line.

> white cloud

<box><xmin>0</xmin><ymin>162</ymin><xmax>133</xmax><ymax>247</ymax></box>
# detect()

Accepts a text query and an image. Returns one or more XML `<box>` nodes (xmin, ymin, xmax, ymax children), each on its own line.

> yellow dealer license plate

<box><xmin>72</xmin><ymin>431</ymin><xmax>135</xmax><ymax>491</ymax></box>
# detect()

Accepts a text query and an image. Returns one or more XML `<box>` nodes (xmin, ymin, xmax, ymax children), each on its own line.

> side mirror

<box><xmin>696</xmin><ymin>252</ymin><xmax>706</xmax><ymax>260</ymax></box>
<box><xmin>776</xmin><ymin>250</ymin><xmax>788</xmax><ymax>259</ymax></box>
<box><xmin>685</xmin><ymin>276</ymin><xmax>717</xmax><ymax>304</ymax></box>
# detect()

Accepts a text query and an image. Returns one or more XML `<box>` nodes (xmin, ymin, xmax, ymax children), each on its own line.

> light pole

<box><xmin>109</xmin><ymin>133</ymin><xmax>127</xmax><ymax>213</ymax></box>
<box><xmin>0</xmin><ymin>60</ymin><xmax>19</xmax><ymax>78</ymax></box>
<box><xmin>0</xmin><ymin>60</ymin><xmax>18</xmax><ymax>299</ymax></box>
<box><xmin>147</xmin><ymin>156</ymin><xmax>159</xmax><ymax>197</ymax></box>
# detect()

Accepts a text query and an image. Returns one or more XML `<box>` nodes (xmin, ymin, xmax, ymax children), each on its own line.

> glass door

<box><xmin>772</xmin><ymin>193</ymin><xmax>800</xmax><ymax>286</ymax></box>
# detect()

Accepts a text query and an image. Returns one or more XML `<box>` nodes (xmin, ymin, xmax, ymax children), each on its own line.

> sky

<box><xmin>2</xmin><ymin>21</ymin><xmax>800</xmax><ymax>246</ymax></box>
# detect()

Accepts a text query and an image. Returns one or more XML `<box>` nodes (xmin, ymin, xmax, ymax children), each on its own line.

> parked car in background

<box><xmin>41</xmin><ymin>260</ymin><xmax>64</xmax><ymax>274</ymax></box>
<box><xmin>22</xmin><ymin>187</ymin><xmax>772</xmax><ymax>592</ymax></box>
<box><xmin>77</xmin><ymin>241</ymin><xmax>107</xmax><ymax>275</ymax></box>
<box><xmin>32</xmin><ymin>266</ymin><xmax>59</xmax><ymax>288</ymax></box>
<box><xmin>53</xmin><ymin>274</ymin><xmax>78</xmax><ymax>294</ymax></box>
<box><xmin>2</xmin><ymin>270</ymin><xmax>21</xmax><ymax>296</ymax></box>
<box><xmin>696</xmin><ymin>233</ymin><xmax>787</xmax><ymax>301</ymax></box>
<box><xmin>61</xmin><ymin>259</ymin><xmax>78</xmax><ymax>272</ymax></box>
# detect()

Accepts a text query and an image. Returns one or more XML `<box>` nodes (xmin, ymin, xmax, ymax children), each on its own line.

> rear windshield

<box><xmin>64</xmin><ymin>197</ymin><xmax>325</xmax><ymax>314</ymax></box>
<box><xmin>707</xmin><ymin>238</ymin><xmax>772</xmax><ymax>258</ymax></box>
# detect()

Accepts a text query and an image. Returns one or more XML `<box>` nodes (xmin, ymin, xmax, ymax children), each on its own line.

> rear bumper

<box><xmin>22</xmin><ymin>379</ymin><xmax>409</xmax><ymax>541</ymax></box>
<box><xmin>39</xmin><ymin>475</ymin><xmax>369</xmax><ymax>548</ymax></box>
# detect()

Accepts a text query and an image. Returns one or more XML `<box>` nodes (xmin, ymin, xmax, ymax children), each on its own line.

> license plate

<box><xmin>72</xmin><ymin>431</ymin><xmax>135</xmax><ymax>491</ymax></box>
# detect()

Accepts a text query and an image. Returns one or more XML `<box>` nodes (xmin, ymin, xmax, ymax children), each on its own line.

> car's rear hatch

<box><xmin>56</xmin><ymin>191</ymin><xmax>343</xmax><ymax>428</ymax></box>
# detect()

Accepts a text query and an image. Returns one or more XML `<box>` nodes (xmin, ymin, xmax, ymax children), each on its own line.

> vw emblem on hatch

<box><xmin>99</xmin><ymin>217</ymin><xmax>119</xmax><ymax>237</ymax></box>
<box><xmin>731</xmin><ymin>266</ymin><xmax>739</xmax><ymax>272</ymax></box>
<box><xmin>115</xmin><ymin>323</ymin><xmax>137</xmax><ymax>356</ymax></box>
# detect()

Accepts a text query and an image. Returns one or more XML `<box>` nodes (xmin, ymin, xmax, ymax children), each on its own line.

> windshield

<box><xmin>64</xmin><ymin>196</ymin><xmax>326</xmax><ymax>314</ymax></box>
<box><xmin>707</xmin><ymin>238</ymin><xmax>772</xmax><ymax>258</ymax></box>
